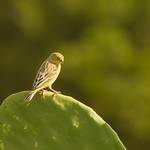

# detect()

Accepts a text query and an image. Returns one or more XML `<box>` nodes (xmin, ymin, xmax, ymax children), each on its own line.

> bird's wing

<box><xmin>32</xmin><ymin>60</ymin><xmax>57</xmax><ymax>90</ymax></box>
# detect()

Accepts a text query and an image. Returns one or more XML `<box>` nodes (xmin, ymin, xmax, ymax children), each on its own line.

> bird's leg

<box><xmin>39</xmin><ymin>89</ymin><xmax>45</xmax><ymax>99</ymax></box>
<box><xmin>49</xmin><ymin>86</ymin><xmax>61</xmax><ymax>94</ymax></box>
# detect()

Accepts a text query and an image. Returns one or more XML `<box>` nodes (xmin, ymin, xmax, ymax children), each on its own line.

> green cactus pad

<box><xmin>0</xmin><ymin>91</ymin><xmax>126</xmax><ymax>150</ymax></box>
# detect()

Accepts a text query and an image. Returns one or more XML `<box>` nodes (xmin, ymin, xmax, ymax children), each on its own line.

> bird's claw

<box><xmin>53</xmin><ymin>90</ymin><xmax>61</xmax><ymax>94</ymax></box>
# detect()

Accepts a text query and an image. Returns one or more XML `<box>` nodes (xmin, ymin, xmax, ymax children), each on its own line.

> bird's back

<box><xmin>32</xmin><ymin>60</ymin><xmax>61</xmax><ymax>90</ymax></box>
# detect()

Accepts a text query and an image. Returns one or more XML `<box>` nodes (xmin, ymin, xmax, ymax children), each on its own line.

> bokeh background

<box><xmin>0</xmin><ymin>0</ymin><xmax>150</xmax><ymax>149</ymax></box>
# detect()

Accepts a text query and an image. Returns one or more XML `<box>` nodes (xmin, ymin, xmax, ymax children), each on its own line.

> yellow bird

<box><xmin>25</xmin><ymin>52</ymin><xmax>64</xmax><ymax>101</ymax></box>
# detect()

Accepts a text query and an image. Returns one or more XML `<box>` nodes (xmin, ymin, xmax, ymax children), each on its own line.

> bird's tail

<box><xmin>25</xmin><ymin>90</ymin><xmax>38</xmax><ymax>102</ymax></box>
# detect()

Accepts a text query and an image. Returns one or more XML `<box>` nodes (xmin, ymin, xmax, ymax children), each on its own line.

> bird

<box><xmin>25</xmin><ymin>52</ymin><xmax>64</xmax><ymax>101</ymax></box>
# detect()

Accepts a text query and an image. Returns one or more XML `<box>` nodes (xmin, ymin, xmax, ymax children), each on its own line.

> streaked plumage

<box><xmin>25</xmin><ymin>52</ymin><xmax>64</xmax><ymax>101</ymax></box>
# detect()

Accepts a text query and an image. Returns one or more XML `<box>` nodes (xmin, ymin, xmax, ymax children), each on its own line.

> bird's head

<box><xmin>49</xmin><ymin>52</ymin><xmax>64</xmax><ymax>64</ymax></box>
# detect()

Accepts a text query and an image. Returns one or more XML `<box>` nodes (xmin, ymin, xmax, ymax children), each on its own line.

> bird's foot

<box><xmin>53</xmin><ymin>90</ymin><xmax>61</xmax><ymax>95</ymax></box>
<box><xmin>50</xmin><ymin>88</ymin><xmax>61</xmax><ymax>95</ymax></box>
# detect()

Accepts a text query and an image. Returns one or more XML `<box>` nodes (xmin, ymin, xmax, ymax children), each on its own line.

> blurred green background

<box><xmin>0</xmin><ymin>0</ymin><xmax>150</xmax><ymax>149</ymax></box>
